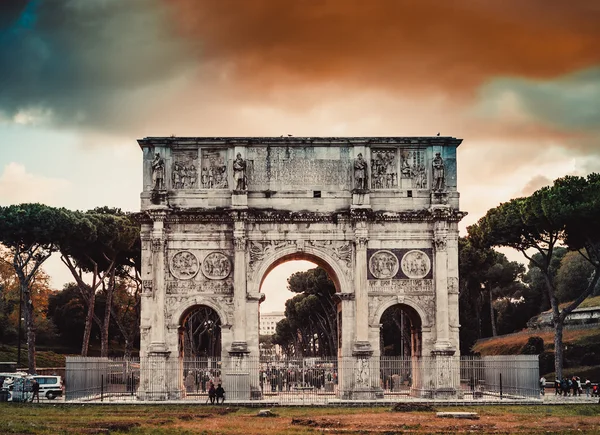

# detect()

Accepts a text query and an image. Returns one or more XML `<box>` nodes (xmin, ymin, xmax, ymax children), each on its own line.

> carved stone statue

<box><xmin>354</xmin><ymin>153</ymin><xmax>368</xmax><ymax>190</ymax></box>
<box><xmin>151</xmin><ymin>153</ymin><xmax>165</xmax><ymax>190</ymax></box>
<box><xmin>432</xmin><ymin>152</ymin><xmax>445</xmax><ymax>191</ymax></box>
<box><xmin>233</xmin><ymin>153</ymin><xmax>247</xmax><ymax>191</ymax></box>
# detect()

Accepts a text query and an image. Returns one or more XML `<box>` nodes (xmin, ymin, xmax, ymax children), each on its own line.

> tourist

<box><xmin>561</xmin><ymin>377</ymin><xmax>569</xmax><ymax>396</ymax></box>
<box><xmin>572</xmin><ymin>376</ymin><xmax>578</xmax><ymax>396</ymax></box>
<box><xmin>31</xmin><ymin>379</ymin><xmax>39</xmax><ymax>403</ymax></box>
<box><xmin>555</xmin><ymin>379</ymin><xmax>561</xmax><ymax>395</ymax></box>
<box><xmin>585</xmin><ymin>378</ymin><xmax>591</xmax><ymax>397</ymax></box>
<box><xmin>215</xmin><ymin>383</ymin><xmax>225</xmax><ymax>404</ymax></box>
<box><xmin>208</xmin><ymin>383</ymin><xmax>216</xmax><ymax>404</ymax></box>
<box><xmin>539</xmin><ymin>376</ymin><xmax>546</xmax><ymax>396</ymax></box>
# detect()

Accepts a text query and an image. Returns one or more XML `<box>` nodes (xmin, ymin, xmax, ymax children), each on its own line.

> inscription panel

<box><xmin>368</xmin><ymin>279</ymin><xmax>433</xmax><ymax>294</ymax></box>
<box><xmin>246</xmin><ymin>147</ymin><xmax>352</xmax><ymax>188</ymax></box>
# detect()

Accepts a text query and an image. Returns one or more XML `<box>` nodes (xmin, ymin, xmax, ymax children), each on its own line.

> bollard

<box><xmin>499</xmin><ymin>373</ymin><xmax>503</xmax><ymax>400</ymax></box>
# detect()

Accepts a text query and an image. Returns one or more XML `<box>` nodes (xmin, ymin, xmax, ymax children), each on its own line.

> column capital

<box><xmin>151</xmin><ymin>237</ymin><xmax>165</xmax><ymax>252</ymax></box>
<box><xmin>234</xmin><ymin>236</ymin><xmax>247</xmax><ymax>251</ymax></box>
<box><xmin>355</xmin><ymin>237</ymin><xmax>369</xmax><ymax>250</ymax></box>
<box><xmin>433</xmin><ymin>234</ymin><xmax>447</xmax><ymax>252</ymax></box>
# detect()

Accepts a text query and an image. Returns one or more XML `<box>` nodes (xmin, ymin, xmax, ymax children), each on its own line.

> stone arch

<box><xmin>371</xmin><ymin>296</ymin><xmax>431</xmax><ymax>329</ymax></box>
<box><xmin>250</xmin><ymin>244</ymin><xmax>352</xmax><ymax>295</ymax></box>
<box><xmin>169</xmin><ymin>295</ymin><xmax>232</xmax><ymax>330</ymax></box>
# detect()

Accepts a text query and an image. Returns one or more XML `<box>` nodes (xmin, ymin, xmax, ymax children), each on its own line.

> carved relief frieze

<box><xmin>371</xmin><ymin>149</ymin><xmax>398</xmax><ymax>189</ymax></box>
<box><xmin>169</xmin><ymin>251</ymin><xmax>199</xmax><ymax>280</ymax></box>
<box><xmin>201</xmin><ymin>252</ymin><xmax>232</xmax><ymax>280</ymax></box>
<box><xmin>368</xmin><ymin>279</ymin><xmax>433</xmax><ymax>294</ymax></box>
<box><xmin>400</xmin><ymin>149</ymin><xmax>427</xmax><ymax>189</ymax></box>
<box><xmin>172</xmin><ymin>150</ymin><xmax>198</xmax><ymax>189</ymax></box>
<box><xmin>200</xmin><ymin>149</ymin><xmax>228</xmax><ymax>189</ymax></box>
<box><xmin>248</xmin><ymin>240</ymin><xmax>295</xmax><ymax>271</ymax></box>
<box><xmin>369</xmin><ymin>250</ymin><xmax>399</xmax><ymax>279</ymax></box>
<box><xmin>400</xmin><ymin>250</ymin><xmax>431</xmax><ymax>279</ymax></box>
<box><xmin>308</xmin><ymin>240</ymin><xmax>353</xmax><ymax>269</ymax></box>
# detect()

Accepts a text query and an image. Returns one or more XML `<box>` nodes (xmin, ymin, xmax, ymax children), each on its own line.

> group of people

<box><xmin>544</xmin><ymin>375</ymin><xmax>598</xmax><ymax>397</ymax></box>
<box><xmin>184</xmin><ymin>369</ymin><xmax>225</xmax><ymax>404</ymax></box>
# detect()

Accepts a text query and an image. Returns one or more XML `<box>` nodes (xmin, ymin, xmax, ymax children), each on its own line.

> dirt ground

<box><xmin>181</xmin><ymin>407</ymin><xmax>600</xmax><ymax>434</ymax></box>
<box><xmin>2</xmin><ymin>404</ymin><xmax>600</xmax><ymax>434</ymax></box>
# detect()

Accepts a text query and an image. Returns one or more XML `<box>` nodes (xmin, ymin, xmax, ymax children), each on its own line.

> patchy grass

<box><xmin>0</xmin><ymin>345</ymin><xmax>70</xmax><ymax>369</ymax></box>
<box><xmin>0</xmin><ymin>404</ymin><xmax>599</xmax><ymax>434</ymax></box>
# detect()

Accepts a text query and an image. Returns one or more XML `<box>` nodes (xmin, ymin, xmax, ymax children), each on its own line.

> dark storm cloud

<box><xmin>0</xmin><ymin>0</ymin><xmax>198</xmax><ymax>129</ymax></box>
<box><xmin>479</xmin><ymin>68</ymin><xmax>600</xmax><ymax>134</ymax></box>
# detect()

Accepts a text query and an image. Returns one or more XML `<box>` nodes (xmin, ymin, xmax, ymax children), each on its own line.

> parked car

<box><xmin>32</xmin><ymin>375</ymin><xmax>64</xmax><ymax>400</ymax></box>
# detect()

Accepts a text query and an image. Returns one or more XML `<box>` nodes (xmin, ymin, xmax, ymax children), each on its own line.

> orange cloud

<box><xmin>166</xmin><ymin>0</ymin><xmax>600</xmax><ymax>95</ymax></box>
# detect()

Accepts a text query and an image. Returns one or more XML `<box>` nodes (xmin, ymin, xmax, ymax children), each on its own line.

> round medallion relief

<box><xmin>401</xmin><ymin>250</ymin><xmax>431</xmax><ymax>279</ymax></box>
<box><xmin>202</xmin><ymin>252</ymin><xmax>232</xmax><ymax>280</ymax></box>
<box><xmin>169</xmin><ymin>251</ymin><xmax>199</xmax><ymax>280</ymax></box>
<box><xmin>369</xmin><ymin>250</ymin><xmax>399</xmax><ymax>279</ymax></box>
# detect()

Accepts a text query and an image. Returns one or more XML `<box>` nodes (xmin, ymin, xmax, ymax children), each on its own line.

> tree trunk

<box><xmin>101</xmin><ymin>271</ymin><xmax>115</xmax><ymax>358</ymax></box>
<box><xmin>554</xmin><ymin>318</ymin><xmax>564</xmax><ymax>380</ymax></box>
<box><xmin>21</xmin><ymin>281</ymin><xmax>36</xmax><ymax>374</ymax></box>
<box><xmin>82</xmin><ymin>286</ymin><xmax>95</xmax><ymax>357</ymax></box>
<box><xmin>488</xmin><ymin>286</ymin><xmax>497</xmax><ymax>337</ymax></box>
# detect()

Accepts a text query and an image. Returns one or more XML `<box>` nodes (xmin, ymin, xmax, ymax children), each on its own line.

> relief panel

<box><xmin>371</xmin><ymin>148</ymin><xmax>398</xmax><ymax>189</ymax></box>
<box><xmin>200</xmin><ymin>149</ymin><xmax>228</xmax><ymax>189</ymax></box>
<box><xmin>171</xmin><ymin>150</ymin><xmax>198</xmax><ymax>189</ymax></box>
<box><xmin>367</xmin><ymin>249</ymin><xmax>433</xmax><ymax>280</ymax></box>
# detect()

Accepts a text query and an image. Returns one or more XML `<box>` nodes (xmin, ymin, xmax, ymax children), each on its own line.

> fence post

<box><xmin>101</xmin><ymin>374</ymin><xmax>104</xmax><ymax>402</ymax></box>
<box><xmin>499</xmin><ymin>373</ymin><xmax>502</xmax><ymax>399</ymax></box>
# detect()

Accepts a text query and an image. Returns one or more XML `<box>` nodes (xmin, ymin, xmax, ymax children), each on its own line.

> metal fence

<box><xmin>65</xmin><ymin>354</ymin><xmax>539</xmax><ymax>403</ymax></box>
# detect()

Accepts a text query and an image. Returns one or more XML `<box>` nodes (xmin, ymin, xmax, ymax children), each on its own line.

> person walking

<box><xmin>31</xmin><ymin>379</ymin><xmax>40</xmax><ymax>403</ymax></box>
<box><xmin>539</xmin><ymin>376</ymin><xmax>546</xmax><ymax>396</ymax></box>
<box><xmin>585</xmin><ymin>378</ymin><xmax>591</xmax><ymax>397</ymax></box>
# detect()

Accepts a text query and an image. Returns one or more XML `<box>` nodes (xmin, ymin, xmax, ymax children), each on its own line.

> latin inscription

<box><xmin>368</xmin><ymin>279</ymin><xmax>433</xmax><ymax>294</ymax></box>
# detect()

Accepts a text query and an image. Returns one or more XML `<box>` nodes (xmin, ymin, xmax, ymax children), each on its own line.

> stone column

<box><xmin>138</xmin><ymin>211</ymin><xmax>183</xmax><ymax>400</ymax></box>
<box><xmin>353</xmin><ymin>219</ymin><xmax>371</xmax><ymax>354</ymax></box>
<box><xmin>149</xmin><ymin>211</ymin><xmax>168</xmax><ymax>353</ymax></box>
<box><xmin>433</xmin><ymin>220</ymin><xmax>452</xmax><ymax>352</ymax></box>
<box><xmin>231</xmin><ymin>217</ymin><xmax>249</xmax><ymax>353</ymax></box>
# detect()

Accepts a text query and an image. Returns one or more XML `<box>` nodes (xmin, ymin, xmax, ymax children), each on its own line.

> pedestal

<box><xmin>428</xmin><ymin>350</ymin><xmax>463</xmax><ymax>399</ymax></box>
<box><xmin>224</xmin><ymin>351</ymin><xmax>253</xmax><ymax>401</ymax></box>
<box><xmin>137</xmin><ymin>351</ymin><xmax>184</xmax><ymax>400</ymax></box>
<box><xmin>351</xmin><ymin>189</ymin><xmax>370</xmax><ymax>207</ymax></box>
<box><xmin>231</xmin><ymin>191</ymin><xmax>248</xmax><ymax>208</ymax></box>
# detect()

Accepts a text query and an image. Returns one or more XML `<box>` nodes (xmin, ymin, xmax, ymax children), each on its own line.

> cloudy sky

<box><xmin>1</xmin><ymin>1</ymin><xmax>599</xmax><ymax>310</ymax></box>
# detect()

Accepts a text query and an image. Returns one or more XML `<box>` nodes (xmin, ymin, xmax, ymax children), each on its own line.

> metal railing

<box><xmin>65</xmin><ymin>354</ymin><xmax>539</xmax><ymax>403</ymax></box>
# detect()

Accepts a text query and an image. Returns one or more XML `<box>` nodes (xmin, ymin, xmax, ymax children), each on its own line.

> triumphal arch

<box><xmin>137</xmin><ymin>137</ymin><xmax>465</xmax><ymax>400</ymax></box>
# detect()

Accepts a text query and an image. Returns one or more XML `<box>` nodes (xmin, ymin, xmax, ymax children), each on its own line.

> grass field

<box><xmin>1</xmin><ymin>404</ymin><xmax>600</xmax><ymax>434</ymax></box>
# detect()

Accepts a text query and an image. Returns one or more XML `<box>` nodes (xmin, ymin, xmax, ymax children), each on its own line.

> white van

<box><xmin>32</xmin><ymin>375</ymin><xmax>63</xmax><ymax>400</ymax></box>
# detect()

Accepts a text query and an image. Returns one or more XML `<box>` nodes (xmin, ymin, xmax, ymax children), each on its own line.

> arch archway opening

<box><xmin>179</xmin><ymin>305</ymin><xmax>222</xmax><ymax>359</ymax></box>
<box><xmin>258</xmin><ymin>256</ymin><xmax>341</xmax><ymax>358</ymax></box>
<box><xmin>380</xmin><ymin>304</ymin><xmax>422</xmax><ymax>358</ymax></box>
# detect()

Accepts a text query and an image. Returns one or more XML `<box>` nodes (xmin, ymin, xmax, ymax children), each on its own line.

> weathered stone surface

<box><xmin>137</xmin><ymin>136</ymin><xmax>465</xmax><ymax>400</ymax></box>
